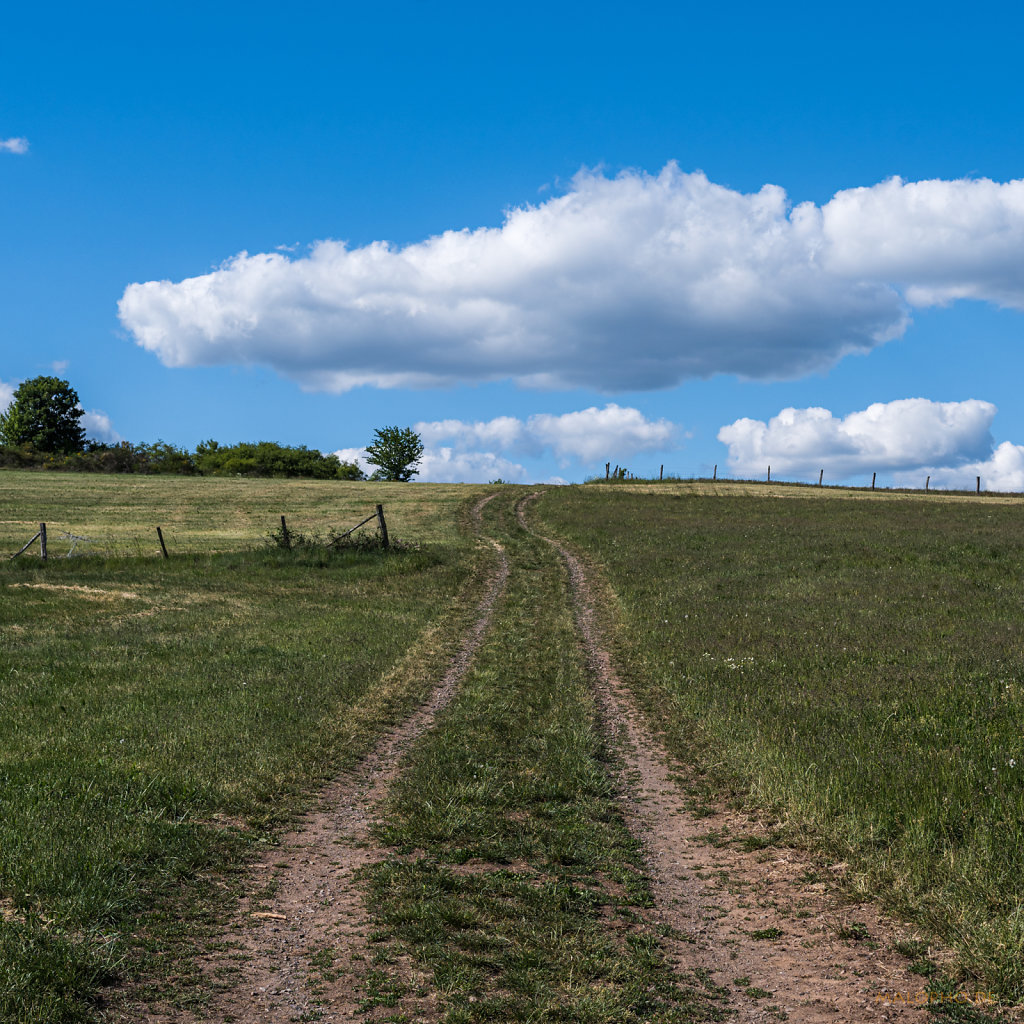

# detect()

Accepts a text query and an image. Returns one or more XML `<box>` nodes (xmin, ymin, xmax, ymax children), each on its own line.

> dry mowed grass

<box><xmin>0</xmin><ymin>470</ymin><xmax>489</xmax><ymax>556</ymax></box>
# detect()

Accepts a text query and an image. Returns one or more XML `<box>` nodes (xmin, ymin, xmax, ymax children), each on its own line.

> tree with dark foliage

<box><xmin>0</xmin><ymin>376</ymin><xmax>87</xmax><ymax>453</ymax></box>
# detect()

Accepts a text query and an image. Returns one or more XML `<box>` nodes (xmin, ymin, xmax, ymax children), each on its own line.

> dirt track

<box><xmin>519</xmin><ymin>493</ymin><xmax>939</xmax><ymax>1024</ymax></box>
<box><xmin>142</xmin><ymin>494</ymin><xmax>508</xmax><ymax>1023</ymax></box>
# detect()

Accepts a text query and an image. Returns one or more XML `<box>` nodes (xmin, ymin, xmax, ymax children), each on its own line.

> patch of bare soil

<box><xmin>125</xmin><ymin>494</ymin><xmax>507</xmax><ymax>1023</ymax></box>
<box><xmin>520</xmin><ymin>496</ymin><xmax>965</xmax><ymax>1024</ymax></box>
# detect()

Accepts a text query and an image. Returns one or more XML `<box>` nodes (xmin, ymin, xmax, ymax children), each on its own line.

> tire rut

<box><xmin>518</xmin><ymin>493</ymin><xmax>938</xmax><ymax>1024</ymax></box>
<box><xmin>152</xmin><ymin>493</ymin><xmax>508</xmax><ymax>1023</ymax></box>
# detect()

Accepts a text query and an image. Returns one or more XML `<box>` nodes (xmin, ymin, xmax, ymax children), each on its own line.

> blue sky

<box><xmin>3</xmin><ymin>0</ymin><xmax>1024</xmax><ymax>486</ymax></box>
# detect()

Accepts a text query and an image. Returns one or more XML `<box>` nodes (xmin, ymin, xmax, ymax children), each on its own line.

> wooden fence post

<box><xmin>819</xmin><ymin>469</ymin><xmax>824</xmax><ymax>486</ymax></box>
<box><xmin>926</xmin><ymin>475</ymin><xmax>930</xmax><ymax>491</ymax></box>
<box><xmin>767</xmin><ymin>465</ymin><xmax>771</xmax><ymax>482</ymax></box>
<box><xmin>40</xmin><ymin>523</ymin><xmax>47</xmax><ymax>561</ymax></box>
<box><xmin>659</xmin><ymin>464</ymin><xmax>663</xmax><ymax>481</ymax></box>
<box><xmin>280</xmin><ymin>515</ymin><xmax>290</xmax><ymax>549</ymax></box>
<box><xmin>376</xmin><ymin>504</ymin><xmax>389</xmax><ymax>549</ymax></box>
<box><xmin>156</xmin><ymin>527</ymin><xmax>169</xmax><ymax>559</ymax></box>
<box><xmin>871</xmin><ymin>472</ymin><xmax>876</xmax><ymax>490</ymax></box>
<box><xmin>605</xmin><ymin>462</ymin><xmax>610</xmax><ymax>480</ymax></box>
<box><xmin>713</xmin><ymin>464</ymin><xmax>717</xmax><ymax>481</ymax></box>
<box><xmin>977</xmin><ymin>476</ymin><xmax>981</xmax><ymax>494</ymax></box>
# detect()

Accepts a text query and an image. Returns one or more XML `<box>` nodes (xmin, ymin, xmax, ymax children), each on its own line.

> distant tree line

<box><xmin>0</xmin><ymin>437</ymin><xmax>367</xmax><ymax>479</ymax></box>
<box><xmin>0</xmin><ymin>376</ymin><xmax>423</xmax><ymax>481</ymax></box>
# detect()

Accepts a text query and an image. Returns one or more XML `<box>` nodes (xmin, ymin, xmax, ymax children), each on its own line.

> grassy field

<box><xmin>0</xmin><ymin>472</ymin><xmax>489</xmax><ymax>1022</ymax></box>
<box><xmin>4</xmin><ymin>470</ymin><xmax>1024</xmax><ymax>1019</ymax></box>
<box><xmin>535</xmin><ymin>484</ymin><xmax>1024</xmax><ymax>1001</ymax></box>
<box><xmin>0</xmin><ymin>470</ymin><xmax>480</xmax><ymax>555</ymax></box>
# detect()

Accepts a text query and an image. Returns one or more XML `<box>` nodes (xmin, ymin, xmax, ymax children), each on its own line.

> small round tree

<box><xmin>0</xmin><ymin>376</ymin><xmax>87</xmax><ymax>453</ymax></box>
<box><xmin>365</xmin><ymin>426</ymin><xmax>424</xmax><ymax>481</ymax></box>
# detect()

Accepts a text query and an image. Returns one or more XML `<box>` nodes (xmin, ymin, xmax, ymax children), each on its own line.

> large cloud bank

<box><xmin>119</xmin><ymin>167</ymin><xmax>1024</xmax><ymax>393</ymax></box>
<box><xmin>718</xmin><ymin>398</ymin><xmax>1024</xmax><ymax>490</ymax></box>
<box><xmin>336</xmin><ymin>403</ymin><xmax>676</xmax><ymax>482</ymax></box>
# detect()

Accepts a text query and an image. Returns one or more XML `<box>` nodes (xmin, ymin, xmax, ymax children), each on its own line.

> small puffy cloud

<box><xmin>0</xmin><ymin>137</ymin><xmax>29</xmax><ymax>154</ymax></box>
<box><xmin>0</xmin><ymin>379</ymin><xmax>14</xmax><ymax>412</ymax></box>
<box><xmin>919</xmin><ymin>442</ymin><xmax>1024</xmax><ymax>492</ymax></box>
<box><xmin>416</xmin><ymin>448</ymin><xmax>528</xmax><ymax>484</ymax></box>
<box><xmin>417</xmin><ymin>404</ymin><xmax>677</xmax><ymax>465</ymax></box>
<box><xmin>718</xmin><ymin>399</ymin><xmax>997</xmax><ymax>479</ymax></box>
<box><xmin>418</xmin><ymin>416</ymin><xmax>526</xmax><ymax>453</ymax></box>
<box><xmin>333</xmin><ymin>446</ymin><xmax>372</xmax><ymax>474</ymax></box>
<box><xmin>335</xmin><ymin>404</ymin><xmax>673</xmax><ymax>482</ymax></box>
<box><xmin>80</xmin><ymin>410</ymin><xmax>122</xmax><ymax>444</ymax></box>
<box><xmin>332</xmin><ymin>444</ymin><xmax>526</xmax><ymax>483</ymax></box>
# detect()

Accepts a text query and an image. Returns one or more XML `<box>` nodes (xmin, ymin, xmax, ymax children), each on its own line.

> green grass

<box><xmin>0</xmin><ymin>473</ymin><xmax>489</xmax><ymax>1022</ymax></box>
<box><xmin>535</xmin><ymin>485</ymin><xmax>1024</xmax><ymax>1002</ymax></box>
<box><xmin>361</xmin><ymin>490</ymin><xmax>727</xmax><ymax>1023</ymax></box>
<box><xmin>8</xmin><ymin>471</ymin><xmax>1024</xmax><ymax>1018</ymax></box>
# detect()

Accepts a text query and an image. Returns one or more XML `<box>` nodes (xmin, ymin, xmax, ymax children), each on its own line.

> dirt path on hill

<box><xmin>518</xmin><ymin>494</ymin><xmax>952</xmax><ymax>1024</ymax></box>
<box><xmin>134</xmin><ymin>494</ymin><xmax>508</xmax><ymax>1024</ymax></box>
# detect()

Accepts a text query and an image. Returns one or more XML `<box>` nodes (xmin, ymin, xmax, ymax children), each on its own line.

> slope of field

<box><xmin>535</xmin><ymin>484</ymin><xmax>1024</xmax><ymax>1001</ymax></box>
<box><xmin>0</xmin><ymin>470</ymin><xmax>477</xmax><ymax>555</ymax></box>
<box><xmin>0</xmin><ymin>473</ymin><xmax>488</xmax><ymax>1023</ymax></box>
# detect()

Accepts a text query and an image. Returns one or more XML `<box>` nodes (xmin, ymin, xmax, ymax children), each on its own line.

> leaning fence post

<box><xmin>280</xmin><ymin>515</ymin><xmax>290</xmax><ymax>549</ymax></box>
<box><xmin>713</xmin><ymin>464</ymin><xmax>717</xmax><ymax>481</ymax></box>
<box><xmin>926</xmin><ymin>475</ymin><xmax>930</xmax><ymax>491</ymax></box>
<box><xmin>819</xmin><ymin>469</ymin><xmax>824</xmax><ymax>486</ymax></box>
<box><xmin>11</xmin><ymin>531</ymin><xmax>41</xmax><ymax>560</ymax></box>
<box><xmin>156</xmin><ymin>527</ymin><xmax>169</xmax><ymax>559</ymax></box>
<box><xmin>871</xmin><ymin>472</ymin><xmax>876</xmax><ymax>490</ymax></box>
<box><xmin>40</xmin><ymin>523</ymin><xmax>47</xmax><ymax>561</ymax></box>
<box><xmin>376</xmin><ymin>504</ymin><xmax>389</xmax><ymax>549</ymax></box>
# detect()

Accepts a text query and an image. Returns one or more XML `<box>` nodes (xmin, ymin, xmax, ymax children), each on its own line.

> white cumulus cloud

<box><xmin>822</xmin><ymin>176</ymin><xmax>1024</xmax><ymax>308</ymax></box>
<box><xmin>918</xmin><ymin>442</ymin><xmax>1024</xmax><ymax>492</ymax></box>
<box><xmin>0</xmin><ymin>137</ymin><xmax>29</xmax><ymax>154</ymax></box>
<box><xmin>417</xmin><ymin>416</ymin><xmax>527</xmax><ymax>453</ymax></box>
<box><xmin>718</xmin><ymin>398</ymin><xmax>999</xmax><ymax>482</ymax></box>
<box><xmin>80</xmin><ymin>410</ymin><xmax>122</xmax><ymax>444</ymax></box>
<box><xmin>417</xmin><ymin>404</ymin><xmax>677</xmax><ymax>465</ymax></box>
<box><xmin>119</xmin><ymin>166</ymin><xmax>1024</xmax><ymax>394</ymax></box>
<box><xmin>118</xmin><ymin>165</ymin><xmax>914</xmax><ymax>392</ymax></box>
<box><xmin>332</xmin><ymin>444</ymin><xmax>526</xmax><ymax>483</ymax></box>
<box><xmin>335</xmin><ymin>404</ymin><xmax>674</xmax><ymax>482</ymax></box>
<box><xmin>416</xmin><ymin>448</ymin><xmax>528</xmax><ymax>483</ymax></box>
<box><xmin>0</xmin><ymin>379</ymin><xmax>14</xmax><ymax>412</ymax></box>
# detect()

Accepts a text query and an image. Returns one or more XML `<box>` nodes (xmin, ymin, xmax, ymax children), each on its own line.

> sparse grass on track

<box><xmin>362</xmin><ymin>490</ymin><xmax>727</xmax><ymax>1024</ymax></box>
<box><xmin>534</xmin><ymin>485</ymin><xmax>1024</xmax><ymax>1003</ymax></box>
<box><xmin>0</xmin><ymin>473</ymin><xmax>489</xmax><ymax>1023</ymax></box>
